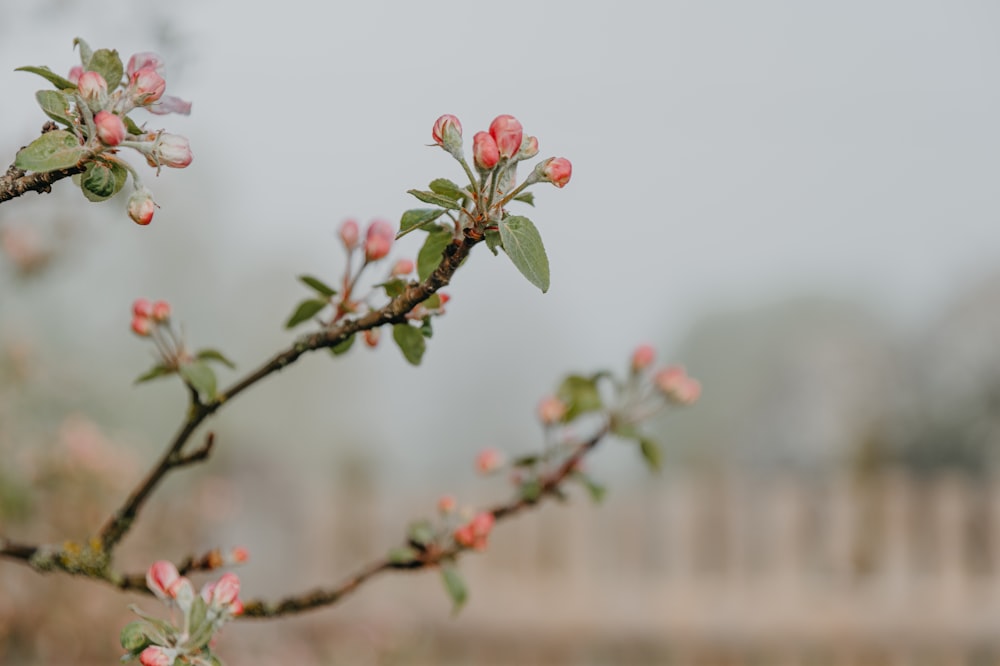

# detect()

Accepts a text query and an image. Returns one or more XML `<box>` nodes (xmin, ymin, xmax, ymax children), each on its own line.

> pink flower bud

<box><xmin>206</xmin><ymin>572</ymin><xmax>241</xmax><ymax>608</ymax></box>
<box><xmin>631</xmin><ymin>344</ymin><xmax>656</xmax><ymax>372</ymax></box>
<box><xmin>654</xmin><ymin>366</ymin><xmax>702</xmax><ymax>405</ymax></box>
<box><xmin>437</xmin><ymin>494</ymin><xmax>456</xmax><ymax>514</ymax></box>
<box><xmin>146</xmin><ymin>560</ymin><xmax>180</xmax><ymax>600</ymax></box>
<box><xmin>438</xmin><ymin>293</ymin><xmax>451</xmax><ymax>305</ymax></box>
<box><xmin>537</xmin><ymin>396</ymin><xmax>567</xmax><ymax>425</ymax></box>
<box><xmin>517</xmin><ymin>135</ymin><xmax>539</xmax><ymax>160</ymax></box>
<box><xmin>94</xmin><ymin>111</ymin><xmax>126</xmax><ymax>147</ymax></box>
<box><xmin>133</xmin><ymin>298</ymin><xmax>154</xmax><ymax>318</ymax></box>
<box><xmin>68</xmin><ymin>66</ymin><xmax>83</xmax><ymax>85</ymax></box>
<box><xmin>391</xmin><ymin>258</ymin><xmax>414</xmax><ymax>277</ymax></box>
<box><xmin>364</xmin><ymin>220</ymin><xmax>394</xmax><ymax>262</ymax></box>
<box><xmin>540</xmin><ymin>157</ymin><xmax>572</xmax><ymax>188</ymax></box>
<box><xmin>131</xmin><ymin>315</ymin><xmax>152</xmax><ymax>337</ymax></box>
<box><xmin>130</xmin><ymin>67</ymin><xmax>166</xmax><ymax>104</ymax></box>
<box><xmin>151</xmin><ymin>300</ymin><xmax>171</xmax><ymax>322</ymax></box>
<box><xmin>489</xmin><ymin>115</ymin><xmax>523</xmax><ymax>159</ymax></box>
<box><xmin>77</xmin><ymin>71</ymin><xmax>107</xmax><ymax>106</ymax></box>
<box><xmin>472</xmin><ymin>131</ymin><xmax>500</xmax><ymax>170</ymax></box>
<box><xmin>363</xmin><ymin>328</ymin><xmax>381</xmax><ymax>347</ymax></box>
<box><xmin>453</xmin><ymin>512</ymin><xmax>495</xmax><ymax>551</ymax></box>
<box><xmin>228</xmin><ymin>546</ymin><xmax>250</xmax><ymax>564</ymax></box>
<box><xmin>139</xmin><ymin>646</ymin><xmax>177</xmax><ymax>666</ymax></box>
<box><xmin>475</xmin><ymin>448</ymin><xmax>504</xmax><ymax>474</ymax></box>
<box><xmin>127</xmin><ymin>52</ymin><xmax>164</xmax><ymax>77</ymax></box>
<box><xmin>142</xmin><ymin>133</ymin><xmax>192</xmax><ymax>169</ymax></box>
<box><xmin>339</xmin><ymin>219</ymin><xmax>360</xmax><ymax>250</ymax></box>
<box><xmin>432</xmin><ymin>114</ymin><xmax>462</xmax><ymax>146</ymax></box>
<box><xmin>127</xmin><ymin>188</ymin><xmax>157</xmax><ymax>226</ymax></box>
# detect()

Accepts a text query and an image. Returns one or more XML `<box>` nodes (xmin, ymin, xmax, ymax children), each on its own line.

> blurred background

<box><xmin>2</xmin><ymin>1</ymin><xmax>1000</xmax><ymax>664</ymax></box>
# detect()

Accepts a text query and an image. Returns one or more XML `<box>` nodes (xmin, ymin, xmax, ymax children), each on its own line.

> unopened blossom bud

<box><xmin>654</xmin><ymin>366</ymin><xmax>702</xmax><ymax>405</ymax></box>
<box><xmin>489</xmin><ymin>115</ymin><xmax>523</xmax><ymax>159</ymax></box>
<box><xmin>364</xmin><ymin>328</ymin><xmax>381</xmax><ymax>347</ymax></box>
<box><xmin>453</xmin><ymin>512</ymin><xmax>495</xmax><ymax>551</ymax></box>
<box><xmin>431</xmin><ymin>114</ymin><xmax>463</xmax><ymax>159</ymax></box>
<box><xmin>133</xmin><ymin>298</ymin><xmax>154</xmax><ymax>318</ymax></box>
<box><xmin>229</xmin><ymin>546</ymin><xmax>249</xmax><ymax>564</ymax></box>
<box><xmin>140</xmin><ymin>133</ymin><xmax>192</xmax><ymax>169</ymax></box>
<box><xmin>475</xmin><ymin>448</ymin><xmax>504</xmax><ymax>475</ymax></box>
<box><xmin>68</xmin><ymin>66</ymin><xmax>83</xmax><ymax>85</ymax></box>
<box><xmin>146</xmin><ymin>560</ymin><xmax>180</xmax><ymax>601</ymax></box>
<box><xmin>473</xmin><ymin>131</ymin><xmax>500</xmax><ymax>170</ymax></box>
<box><xmin>77</xmin><ymin>71</ymin><xmax>107</xmax><ymax>108</ymax></box>
<box><xmin>364</xmin><ymin>220</ymin><xmax>394</xmax><ymax>262</ymax></box>
<box><xmin>127</xmin><ymin>52</ymin><xmax>164</xmax><ymax>77</ymax></box>
<box><xmin>94</xmin><ymin>111</ymin><xmax>126</xmax><ymax>147</ymax></box>
<box><xmin>537</xmin><ymin>396</ymin><xmax>567</xmax><ymax>425</ymax></box>
<box><xmin>127</xmin><ymin>187</ymin><xmax>156</xmax><ymax>226</ymax></box>
<box><xmin>139</xmin><ymin>646</ymin><xmax>177</xmax><ymax>666</ymax></box>
<box><xmin>437</xmin><ymin>494</ymin><xmax>457</xmax><ymax>514</ymax></box>
<box><xmin>391</xmin><ymin>258</ymin><xmax>414</xmax><ymax>276</ymax></box>
<box><xmin>131</xmin><ymin>315</ymin><xmax>152</xmax><ymax>337</ymax></box>
<box><xmin>339</xmin><ymin>219</ymin><xmax>360</xmax><ymax>250</ymax></box>
<box><xmin>631</xmin><ymin>344</ymin><xmax>656</xmax><ymax>372</ymax></box>
<box><xmin>204</xmin><ymin>572</ymin><xmax>241</xmax><ymax>609</ymax></box>
<box><xmin>130</xmin><ymin>68</ymin><xmax>166</xmax><ymax>104</ymax></box>
<box><xmin>539</xmin><ymin>157</ymin><xmax>572</xmax><ymax>188</ymax></box>
<box><xmin>151</xmin><ymin>300</ymin><xmax>171</xmax><ymax>322</ymax></box>
<box><xmin>516</xmin><ymin>135</ymin><xmax>539</xmax><ymax>160</ymax></box>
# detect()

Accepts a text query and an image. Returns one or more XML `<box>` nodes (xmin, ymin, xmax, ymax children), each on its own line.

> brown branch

<box><xmin>0</xmin><ymin>125</ymin><xmax>90</xmax><ymax>204</ymax></box>
<box><xmin>173</xmin><ymin>432</ymin><xmax>215</xmax><ymax>468</ymax></box>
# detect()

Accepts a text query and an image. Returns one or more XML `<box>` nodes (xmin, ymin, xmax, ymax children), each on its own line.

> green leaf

<box><xmin>398</xmin><ymin>208</ymin><xmax>446</xmax><ymax>238</ymax></box>
<box><xmin>135</xmin><ymin>364</ymin><xmax>174</xmax><ymax>384</ymax></box>
<box><xmin>407</xmin><ymin>520</ymin><xmax>435</xmax><ymax>548</ymax></box>
<box><xmin>441</xmin><ymin>565</ymin><xmax>468</xmax><ymax>615</ymax></box>
<box><xmin>179</xmin><ymin>361</ymin><xmax>217</xmax><ymax>400</ymax></box>
<box><xmin>14</xmin><ymin>130</ymin><xmax>87</xmax><ymax>172</ymax></box>
<box><xmin>186</xmin><ymin>596</ymin><xmax>210</xmax><ymax>648</ymax></box>
<box><xmin>196</xmin><ymin>349</ymin><xmax>236</xmax><ymax>369</ymax></box>
<box><xmin>79</xmin><ymin>160</ymin><xmax>126</xmax><ymax>202</ymax></box>
<box><xmin>611</xmin><ymin>420</ymin><xmax>640</xmax><ymax>440</ymax></box>
<box><xmin>119</xmin><ymin>622</ymin><xmax>151</xmax><ymax>652</ymax></box>
<box><xmin>574</xmin><ymin>472</ymin><xmax>607</xmax><ymax>504</ymax></box>
<box><xmin>35</xmin><ymin>90</ymin><xmax>75</xmax><ymax>127</ymax></box>
<box><xmin>330</xmin><ymin>333</ymin><xmax>355</xmax><ymax>355</ymax></box>
<box><xmin>393</xmin><ymin>324</ymin><xmax>426</xmax><ymax>366</ymax></box>
<box><xmin>639</xmin><ymin>437</ymin><xmax>662</xmax><ymax>472</ymax></box>
<box><xmin>498</xmin><ymin>215</ymin><xmax>550</xmax><ymax>293</ymax></box>
<box><xmin>407</xmin><ymin>189</ymin><xmax>461</xmax><ymax>210</ymax></box>
<box><xmin>388</xmin><ymin>546</ymin><xmax>419</xmax><ymax>564</ymax></box>
<box><xmin>421</xmin><ymin>293</ymin><xmax>442</xmax><ymax>310</ymax></box>
<box><xmin>429</xmin><ymin>178</ymin><xmax>467</xmax><ymax>201</ymax></box>
<box><xmin>417</xmin><ymin>228</ymin><xmax>453</xmax><ymax>281</ymax></box>
<box><xmin>86</xmin><ymin>48</ymin><xmax>124</xmax><ymax>91</ymax></box>
<box><xmin>420</xmin><ymin>317</ymin><xmax>434</xmax><ymax>338</ymax></box>
<box><xmin>484</xmin><ymin>228</ymin><xmax>502</xmax><ymax>256</ymax></box>
<box><xmin>520</xmin><ymin>479</ymin><xmax>542</xmax><ymax>502</ymax></box>
<box><xmin>381</xmin><ymin>278</ymin><xmax>406</xmax><ymax>298</ymax></box>
<box><xmin>285</xmin><ymin>298</ymin><xmax>327</xmax><ymax>329</ymax></box>
<box><xmin>298</xmin><ymin>274</ymin><xmax>337</xmax><ymax>298</ymax></box>
<box><xmin>73</xmin><ymin>37</ymin><xmax>93</xmax><ymax>68</ymax></box>
<box><xmin>512</xmin><ymin>454</ymin><xmax>541</xmax><ymax>468</ymax></box>
<box><xmin>557</xmin><ymin>374</ymin><xmax>604</xmax><ymax>420</ymax></box>
<box><xmin>123</xmin><ymin>115</ymin><xmax>144</xmax><ymax>136</ymax></box>
<box><xmin>513</xmin><ymin>191</ymin><xmax>535</xmax><ymax>207</ymax></box>
<box><xmin>15</xmin><ymin>66</ymin><xmax>77</xmax><ymax>90</ymax></box>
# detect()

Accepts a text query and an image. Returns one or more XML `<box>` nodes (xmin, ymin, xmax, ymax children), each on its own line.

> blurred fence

<box><xmin>332</xmin><ymin>470</ymin><xmax>1000</xmax><ymax>665</ymax></box>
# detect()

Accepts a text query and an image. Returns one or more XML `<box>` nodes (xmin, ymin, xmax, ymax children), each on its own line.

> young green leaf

<box><xmin>73</xmin><ymin>37</ymin><xmax>94</xmax><ymax>68</ymax></box>
<box><xmin>407</xmin><ymin>520</ymin><xmax>435</xmax><ymax>548</ymax></box>
<box><xmin>398</xmin><ymin>208</ymin><xmax>446</xmax><ymax>238</ymax></box>
<box><xmin>381</xmin><ymin>278</ymin><xmax>406</xmax><ymax>298</ymax></box>
<box><xmin>285</xmin><ymin>298</ymin><xmax>327</xmax><ymax>329</ymax></box>
<box><xmin>86</xmin><ymin>49</ymin><xmax>124</xmax><ymax>91</ymax></box>
<box><xmin>14</xmin><ymin>131</ymin><xmax>87</xmax><ymax>172</ymax></box>
<box><xmin>513</xmin><ymin>191</ymin><xmax>535</xmax><ymax>207</ymax></box>
<box><xmin>574</xmin><ymin>472</ymin><xmax>607</xmax><ymax>504</ymax></box>
<box><xmin>519</xmin><ymin>479</ymin><xmax>542</xmax><ymax>502</ymax></box>
<box><xmin>179</xmin><ymin>361</ymin><xmax>217</xmax><ymax>401</ymax></box>
<box><xmin>330</xmin><ymin>333</ymin><xmax>356</xmax><ymax>355</ymax></box>
<box><xmin>497</xmin><ymin>215</ymin><xmax>550</xmax><ymax>293</ymax></box>
<box><xmin>123</xmin><ymin>115</ymin><xmax>144</xmax><ymax>136</ymax></box>
<box><xmin>417</xmin><ymin>228</ymin><xmax>453</xmax><ymax>281</ymax></box>
<box><xmin>484</xmin><ymin>228</ymin><xmax>502</xmax><ymax>256</ymax></box>
<box><xmin>639</xmin><ymin>437</ymin><xmax>663</xmax><ymax>472</ymax></box>
<box><xmin>393</xmin><ymin>324</ymin><xmax>426</xmax><ymax>365</ymax></box>
<box><xmin>298</xmin><ymin>274</ymin><xmax>337</xmax><ymax>298</ymax></box>
<box><xmin>79</xmin><ymin>161</ymin><xmax>126</xmax><ymax>202</ymax></box>
<box><xmin>134</xmin><ymin>364</ymin><xmax>174</xmax><ymax>384</ymax></box>
<box><xmin>388</xmin><ymin>546</ymin><xmax>419</xmax><ymax>564</ymax></box>
<box><xmin>557</xmin><ymin>374</ymin><xmax>604</xmax><ymax>420</ymax></box>
<box><xmin>406</xmin><ymin>189</ymin><xmax>461</xmax><ymax>210</ymax></box>
<box><xmin>441</xmin><ymin>565</ymin><xmax>468</xmax><ymax>615</ymax></box>
<box><xmin>35</xmin><ymin>90</ymin><xmax>75</xmax><ymax>127</ymax></box>
<box><xmin>420</xmin><ymin>317</ymin><xmax>433</xmax><ymax>338</ymax></box>
<box><xmin>15</xmin><ymin>66</ymin><xmax>77</xmax><ymax>90</ymax></box>
<box><xmin>195</xmin><ymin>349</ymin><xmax>236</xmax><ymax>369</ymax></box>
<box><xmin>428</xmin><ymin>178</ymin><xmax>467</xmax><ymax>201</ymax></box>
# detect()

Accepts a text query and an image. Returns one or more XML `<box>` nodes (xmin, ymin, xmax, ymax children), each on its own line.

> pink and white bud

<box><xmin>94</xmin><ymin>111</ymin><xmax>126</xmax><ymax>147</ymax></box>
<box><xmin>133</xmin><ymin>298</ymin><xmax>154</xmax><ymax>318</ymax></box>
<box><xmin>654</xmin><ymin>366</ymin><xmax>702</xmax><ymax>405</ymax></box>
<box><xmin>631</xmin><ymin>344</ymin><xmax>656</xmax><ymax>372</ymax></box>
<box><xmin>77</xmin><ymin>71</ymin><xmax>107</xmax><ymax>107</ymax></box>
<box><xmin>453</xmin><ymin>511</ymin><xmax>495</xmax><ymax>551</ymax></box>
<box><xmin>437</xmin><ymin>494</ymin><xmax>457</xmax><ymax>514</ymax></box>
<box><xmin>339</xmin><ymin>219</ymin><xmax>360</xmax><ymax>251</ymax></box>
<box><xmin>151</xmin><ymin>300</ymin><xmax>171</xmax><ymax>322</ymax></box>
<box><xmin>537</xmin><ymin>396</ymin><xmax>567</xmax><ymax>425</ymax></box>
<box><xmin>475</xmin><ymin>448</ymin><xmax>504</xmax><ymax>475</ymax></box>
<box><xmin>132</xmin><ymin>315</ymin><xmax>152</xmax><ymax>337</ymax></box>
<box><xmin>146</xmin><ymin>560</ymin><xmax>180</xmax><ymax>601</ymax></box>
<box><xmin>391</xmin><ymin>258</ymin><xmax>414</xmax><ymax>277</ymax></box>
<box><xmin>540</xmin><ymin>157</ymin><xmax>572</xmax><ymax>188</ymax></box>
<box><xmin>364</xmin><ymin>220</ymin><xmax>394</xmax><ymax>262</ymax></box>
<box><xmin>489</xmin><ymin>115</ymin><xmax>523</xmax><ymax>159</ymax></box>
<box><xmin>146</xmin><ymin>133</ymin><xmax>192</xmax><ymax>169</ymax></box>
<box><xmin>129</xmin><ymin>68</ymin><xmax>166</xmax><ymax>104</ymax></box>
<box><xmin>472</xmin><ymin>131</ymin><xmax>500</xmax><ymax>170</ymax></box>
<box><xmin>432</xmin><ymin>114</ymin><xmax>462</xmax><ymax>146</ymax></box>
<box><xmin>68</xmin><ymin>66</ymin><xmax>84</xmax><ymax>85</ymax></box>
<box><xmin>363</xmin><ymin>328</ymin><xmax>381</xmax><ymax>348</ymax></box>
<box><xmin>127</xmin><ymin>52</ymin><xmax>165</xmax><ymax>77</ymax></box>
<box><xmin>139</xmin><ymin>646</ymin><xmax>177</xmax><ymax>666</ymax></box>
<box><xmin>127</xmin><ymin>187</ymin><xmax>157</xmax><ymax>226</ymax></box>
<box><xmin>516</xmin><ymin>135</ymin><xmax>539</xmax><ymax>160</ymax></box>
<box><xmin>205</xmin><ymin>572</ymin><xmax>241</xmax><ymax>609</ymax></box>
<box><xmin>228</xmin><ymin>546</ymin><xmax>250</xmax><ymax>564</ymax></box>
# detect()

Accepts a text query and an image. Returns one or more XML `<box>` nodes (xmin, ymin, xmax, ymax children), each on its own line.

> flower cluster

<box><xmin>16</xmin><ymin>39</ymin><xmax>193</xmax><ymax>225</ymax></box>
<box><xmin>120</xmin><ymin>560</ymin><xmax>245</xmax><ymax>665</ymax></box>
